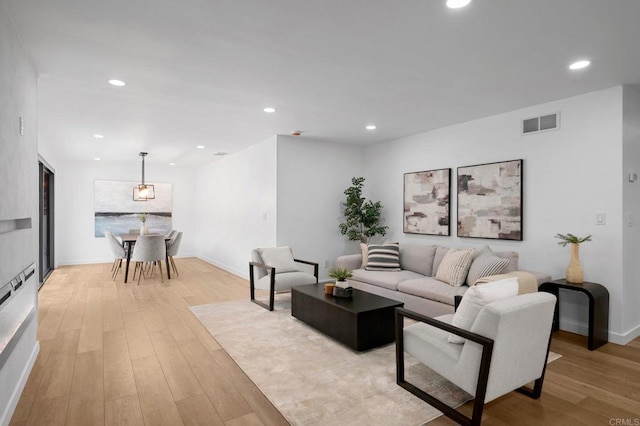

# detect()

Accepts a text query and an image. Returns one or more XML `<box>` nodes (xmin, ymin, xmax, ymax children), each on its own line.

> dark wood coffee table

<box><xmin>291</xmin><ymin>284</ymin><xmax>403</xmax><ymax>351</ymax></box>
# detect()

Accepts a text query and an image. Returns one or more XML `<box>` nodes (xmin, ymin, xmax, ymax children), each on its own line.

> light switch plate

<box><xmin>596</xmin><ymin>213</ymin><xmax>606</xmax><ymax>225</ymax></box>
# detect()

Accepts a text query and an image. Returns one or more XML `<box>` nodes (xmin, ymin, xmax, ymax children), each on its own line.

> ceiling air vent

<box><xmin>522</xmin><ymin>112</ymin><xmax>560</xmax><ymax>135</ymax></box>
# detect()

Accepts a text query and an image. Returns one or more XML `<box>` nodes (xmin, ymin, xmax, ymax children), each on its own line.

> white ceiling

<box><xmin>5</xmin><ymin>0</ymin><xmax>640</xmax><ymax>166</ymax></box>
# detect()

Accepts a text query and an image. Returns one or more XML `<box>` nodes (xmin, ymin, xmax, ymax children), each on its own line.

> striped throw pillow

<box><xmin>466</xmin><ymin>254</ymin><xmax>510</xmax><ymax>285</ymax></box>
<box><xmin>365</xmin><ymin>243</ymin><xmax>401</xmax><ymax>271</ymax></box>
<box><xmin>435</xmin><ymin>248</ymin><xmax>475</xmax><ymax>287</ymax></box>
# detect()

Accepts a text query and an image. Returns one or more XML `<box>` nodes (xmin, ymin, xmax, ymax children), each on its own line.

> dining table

<box><xmin>120</xmin><ymin>233</ymin><xmax>172</xmax><ymax>283</ymax></box>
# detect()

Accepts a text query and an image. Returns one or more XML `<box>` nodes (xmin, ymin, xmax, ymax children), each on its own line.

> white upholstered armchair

<box><xmin>249</xmin><ymin>247</ymin><xmax>318</xmax><ymax>311</ymax></box>
<box><xmin>395</xmin><ymin>290</ymin><xmax>556</xmax><ymax>426</ymax></box>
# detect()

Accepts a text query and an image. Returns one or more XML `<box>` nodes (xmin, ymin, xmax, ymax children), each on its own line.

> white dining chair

<box><xmin>105</xmin><ymin>231</ymin><xmax>126</xmax><ymax>280</ymax></box>
<box><xmin>166</xmin><ymin>232</ymin><xmax>183</xmax><ymax>277</ymax></box>
<box><xmin>130</xmin><ymin>235</ymin><xmax>167</xmax><ymax>284</ymax></box>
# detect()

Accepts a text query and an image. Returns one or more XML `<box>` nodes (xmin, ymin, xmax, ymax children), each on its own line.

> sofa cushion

<box><xmin>400</xmin><ymin>244</ymin><xmax>436</xmax><ymax>276</ymax></box>
<box><xmin>435</xmin><ymin>248</ymin><xmax>475</xmax><ymax>287</ymax></box>
<box><xmin>398</xmin><ymin>277</ymin><xmax>468</xmax><ymax>305</ymax></box>
<box><xmin>365</xmin><ymin>243</ymin><xmax>401</xmax><ymax>271</ymax></box>
<box><xmin>448</xmin><ymin>277</ymin><xmax>519</xmax><ymax>344</ymax></box>
<box><xmin>351</xmin><ymin>269</ymin><xmax>425</xmax><ymax>291</ymax></box>
<box><xmin>466</xmin><ymin>254</ymin><xmax>510</xmax><ymax>285</ymax></box>
<box><xmin>471</xmin><ymin>245</ymin><xmax>491</xmax><ymax>259</ymax></box>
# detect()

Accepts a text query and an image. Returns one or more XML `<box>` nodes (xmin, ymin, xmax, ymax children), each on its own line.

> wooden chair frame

<box><xmin>395</xmin><ymin>307</ymin><xmax>553</xmax><ymax>426</ymax></box>
<box><xmin>249</xmin><ymin>259</ymin><xmax>318</xmax><ymax>311</ymax></box>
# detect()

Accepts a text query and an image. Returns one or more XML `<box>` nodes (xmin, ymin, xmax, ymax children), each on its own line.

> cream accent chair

<box><xmin>249</xmin><ymin>247</ymin><xmax>318</xmax><ymax>311</ymax></box>
<box><xmin>105</xmin><ymin>231</ymin><xmax>126</xmax><ymax>280</ymax></box>
<box><xmin>395</xmin><ymin>292</ymin><xmax>556</xmax><ymax>426</ymax></box>
<box><xmin>131</xmin><ymin>235</ymin><xmax>167</xmax><ymax>284</ymax></box>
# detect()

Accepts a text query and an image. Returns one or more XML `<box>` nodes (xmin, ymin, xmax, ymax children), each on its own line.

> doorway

<box><xmin>39</xmin><ymin>162</ymin><xmax>54</xmax><ymax>285</ymax></box>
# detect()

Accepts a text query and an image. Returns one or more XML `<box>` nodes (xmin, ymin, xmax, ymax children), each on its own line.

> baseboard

<box><xmin>0</xmin><ymin>341</ymin><xmax>39</xmax><ymax>426</ymax></box>
<box><xmin>609</xmin><ymin>323</ymin><xmax>640</xmax><ymax>346</ymax></box>
<box><xmin>196</xmin><ymin>256</ymin><xmax>248</xmax><ymax>280</ymax></box>
<box><xmin>57</xmin><ymin>258</ymin><xmax>113</xmax><ymax>266</ymax></box>
<box><xmin>560</xmin><ymin>318</ymin><xmax>640</xmax><ymax>346</ymax></box>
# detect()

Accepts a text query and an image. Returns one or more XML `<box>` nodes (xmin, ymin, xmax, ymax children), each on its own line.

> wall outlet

<box><xmin>596</xmin><ymin>213</ymin><xmax>606</xmax><ymax>225</ymax></box>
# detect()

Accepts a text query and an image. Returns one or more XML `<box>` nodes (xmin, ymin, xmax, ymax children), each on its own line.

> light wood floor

<box><xmin>10</xmin><ymin>258</ymin><xmax>288</xmax><ymax>426</ymax></box>
<box><xmin>10</xmin><ymin>258</ymin><xmax>640</xmax><ymax>425</ymax></box>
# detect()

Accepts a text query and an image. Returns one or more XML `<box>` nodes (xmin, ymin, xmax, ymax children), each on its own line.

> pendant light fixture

<box><xmin>133</xmin><ymin>152</ymin><xmax>155</xmax><ymax>201</ymax></box>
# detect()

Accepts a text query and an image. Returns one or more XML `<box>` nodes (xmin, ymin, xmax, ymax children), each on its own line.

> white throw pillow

<box><xmin>258</xmin><ymin>247</ymin><xmax>298</xmax><ymax>273</ymax></box>
<box><xmin>448</xmin><ymin>277</ymin><xmax>519</xmax><ymax>344</ymax></box>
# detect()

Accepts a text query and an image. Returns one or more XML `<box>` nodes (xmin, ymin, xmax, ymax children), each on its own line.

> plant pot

<box><xmin>566</xmin><ymin>243</ymin><xmax>584</xmax><ymax>284</ymax></box>
<box><xmin>140</xmin><ymin>223</ymin><xmax>148</xmax><ymax>235</ymax></box>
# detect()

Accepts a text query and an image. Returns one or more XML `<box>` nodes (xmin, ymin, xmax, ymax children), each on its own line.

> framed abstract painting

<box><xmin>457</xmin><ymin>159</ymin><xmax>522</xmax><ymax>240</ymax></box>
<box><xmin>94</xmin><ymin>180</ymin><xmax>173</xmax><ymax>237</ymax></box>
<box><xmin>403</xmin><ymin>168</ymin><xmax>451</xmax><ymax>236</ymax></box>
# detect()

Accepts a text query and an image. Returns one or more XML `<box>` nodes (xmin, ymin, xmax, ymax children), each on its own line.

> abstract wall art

<box><xmin>94</xmin><ymin>180</ymin><xmax>172</xmax><ymax>237</ymax></box>
<box><xmin>457</xmin><ymin>159</ymin><xmax>522</xmax><ymax>240</ymax></box>
<box><xmin>403</xmin><ymin>168</ymin><xmax>451</xmax><ymax>235</ymax></box>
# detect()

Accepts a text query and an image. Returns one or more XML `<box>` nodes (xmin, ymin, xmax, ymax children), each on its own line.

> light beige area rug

<box><xmin>190</xmin><ymin>296</ymin><xmax>471</xmax><ymax>426</ymax></box>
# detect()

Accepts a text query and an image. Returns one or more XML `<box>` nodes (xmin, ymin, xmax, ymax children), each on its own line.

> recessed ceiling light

<box><xmin>196</xmin><ymin>145</ymin><xmax>205</xmax><ymax>149</ymax></box>
<box><xmin>169</xmin><ymin>162</ymin><xmax>176</xmax><ymax>166</ymax></box>
<box><xmin>108</xmin><ymin>79</ymin><xmax>126</xmax><ymax>87</ymax></box>
<box><xmin>446</xmin><ymin>0</ymin><xmax>472</xmax><ymax>9</ymax></box>
<box><xmin>366</xmin><ymin>125</ymin><xmax>377</xmax><ymax>130</ymax></box>
<box><xmin>93</xmin><ymin>134</ymin><xmax>104</xmax><ymax>139</ymax></box>
<box><xmin>263</xmin><ymin>107</ymin><xmax>276</xmax><ymax>113</ymax></box>
<box><xmin>569</xmin><ymin>60</ymin><xmax>591</xmax><ymax>70</ymax></box>
<box><xmin>93</xmin><ymin>157</ymin><xmax>101</xmax><ymax>161</ymax></box>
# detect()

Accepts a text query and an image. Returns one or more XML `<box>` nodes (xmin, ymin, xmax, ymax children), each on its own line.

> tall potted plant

<box><xmin>338</xmin><ymin>177</ymin><xmax>388</xmax><ymax>243</ymax></box>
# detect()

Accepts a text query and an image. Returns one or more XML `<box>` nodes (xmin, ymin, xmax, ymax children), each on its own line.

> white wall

<box><xmin>276</xmin><ymin>136</ymin><xmax>365</xmax><ymax>279</ymax></box>
<box><xmin>196</xmin><ymin>136</ymin><xmax>278</xmax><ymax>277</ymax></box>
<box><xmin>364</xmin><ymin>87</ymin><xmax>630</xmax><ymax>343</ymax></box>
<box><xmin>55</xmin><ymin>161</ymin><xmax>197</xmax><ymax>265</ymax></box>
<box><xmin>0</xmin><ymin>4</ymin><xmax>40</xmax><ymax>424</ymax></box>
<box><xmin>622</xmin><ymin>85</ymin><xmax>640</xmax><ymax>337</ymax></box>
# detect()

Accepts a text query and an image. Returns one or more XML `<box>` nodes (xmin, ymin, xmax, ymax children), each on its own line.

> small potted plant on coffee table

<box><xmin>327</xmin><ymin>267</ymin><xmax>353</xmax><ymax>297</ymax></box>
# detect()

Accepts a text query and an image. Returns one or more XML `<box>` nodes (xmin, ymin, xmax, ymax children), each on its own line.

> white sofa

<box><xmin>336</xmin><ymin>244</ymin><xmax>551</xmax><ymax>318</ymax></box>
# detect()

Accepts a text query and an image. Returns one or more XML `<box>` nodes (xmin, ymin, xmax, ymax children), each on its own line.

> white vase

<box><xmin>140</xmin><ymin>223</ymin><xmax>148</xmax><ymax>235</ymax></box>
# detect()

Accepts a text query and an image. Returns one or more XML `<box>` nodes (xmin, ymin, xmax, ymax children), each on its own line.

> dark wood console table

<box><xmin>539</xmin><ymin>279</ymin><xmax>609</xmax><ymax>350</ymax></box>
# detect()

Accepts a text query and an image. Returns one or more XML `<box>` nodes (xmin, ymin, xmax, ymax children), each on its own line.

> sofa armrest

<box><xmin>336</xmin><ymin>254</ymin><xmax>362</xmax><ymax>271</ymax></box>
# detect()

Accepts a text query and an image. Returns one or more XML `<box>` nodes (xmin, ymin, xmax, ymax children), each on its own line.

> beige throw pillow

<box><xmin>435</xmin><ymin>248</ymin><xmax>475</xmax><ymax>287</ymax></box>
<box><xmin>360</xmin><ymin>243</ymin><xmax>368</xmax><ymax>269</ymax></box>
